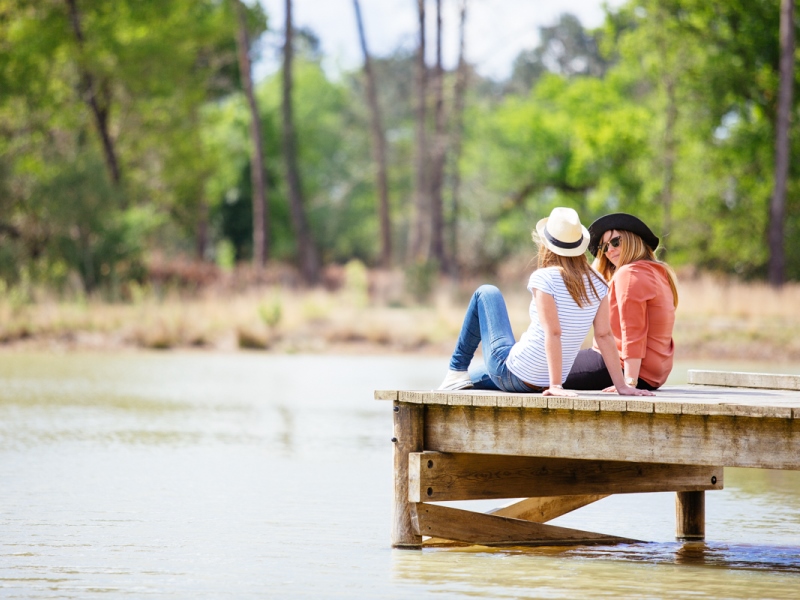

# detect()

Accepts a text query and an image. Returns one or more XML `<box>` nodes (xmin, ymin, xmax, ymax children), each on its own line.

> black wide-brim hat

<box><xmin>588</xmin><ymin>213</ymin><xmax>659</xmax><ymax>257</ymax></box>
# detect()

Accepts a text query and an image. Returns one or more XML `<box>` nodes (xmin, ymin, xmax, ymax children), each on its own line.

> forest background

<box><xmin>0</xmin><ymin>0</ymin><xmax>799</xmax><ymax>361</ymax></box>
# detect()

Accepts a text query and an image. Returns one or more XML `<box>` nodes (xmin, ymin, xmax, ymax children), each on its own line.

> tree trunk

<box><xmin>661</xmin><ymin>74</ymin><xmax>678</xmax><ymax>259</ymax></box>
<box><xmin>282</xmin><ymin>0</ymin><xmax>319</xmax><ymax>284</ymax></box>
<box><xmin>233</xmin><ymin>0</ymin><xmax>269</xmax><ymax>267</ymax></box>
<box><xmin>65</xmin><ymin>0</ymin><xmax>121</xmax><ymax>186</ymax></box>
<box><xmin>408</xmin><ymin>0</ymin><xmax>430</xmax><ymax>263</ymax></box>
<box><xmin>196</xmin><ymin>200</ymin><xmax>209</xmax><ymax>260</ymax></box>
<box><xmin>429</xmin><ymin>0</ymin><xmax>447</xmax><ymax>268</ymax></box>
<box><xmin>353</xmin><ymin>0</ymin><xmax>392</xmax><ymax>268</ymax></box>
<box><xmin>769</xmin><ymin>0</ymin><xmax>795</xmax><ymax>288</ymax></box>
<box><xmin>447</xmin><ymin>0</ymin><xmax>469</xmax><ymax>277</ymax></box>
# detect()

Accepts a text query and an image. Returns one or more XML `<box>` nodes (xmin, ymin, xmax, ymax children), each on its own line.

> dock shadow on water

<box><xmin>1</xmin><ymin>353</ymin><xmax>799</xmax><ymax>598</ymax></box>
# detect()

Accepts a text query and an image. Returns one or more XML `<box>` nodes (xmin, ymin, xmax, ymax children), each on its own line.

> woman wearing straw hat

<box><xmin>438</xmin><ymin>207</ymin><xmax>654</xmax><ymax>398</ymax></box>
<box><xmin>564</xmin><ymin>213</ymin><xmax>678</xmax><ymax>391</ymax></box>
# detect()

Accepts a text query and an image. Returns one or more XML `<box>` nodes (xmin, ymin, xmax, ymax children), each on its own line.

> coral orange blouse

<box><xmin>594</xmin><ymin>260</ymin><xmax>675</xmax><ymax>388</ymax></box>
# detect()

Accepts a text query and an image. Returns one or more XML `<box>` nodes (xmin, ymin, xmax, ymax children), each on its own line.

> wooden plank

<box><xmin>574</xmin><ymin>398</ymin><xmax>600</xmax><ymax>411</ymax></box>
<box><xmin>548</xmin><ymin>397</ymin><xmax>574</xmax><ymax>410</ymax></box>
<box><xmin>725</xmin><ymin>404</ymin><xmax>793</xmax><ymax>419</ymax></box>
<box><xmin>424</xmin><ymin>405</ymin><xmax>800</xmax><ymax>470</ymax></box>
<box><xmin>399</xmin><ymin>391</ymin><xmax>427</xmax><ymax>404</ymax></box>
<box><xmin>676</xmin><ymin>491</ymin><xmax>705</xmax><ymax>540</ymax></box>
<box><xmin>379</xmin><ymin>386</ymin><xmax>800</xmax><ymax>415</ymax></box>
<box><xmin>392</xmin><ymin>402</ymin><xmax>424</xmax><ymax>548</ymax></box>
<box><xmin>522</xmin><ymin>396</ymin><xmax>548</xmax><ymax>408</ymax></box>
<box><xmin>680</xmin><ymin>402</ymin><xmax>736</xmax><ymax>416</ymax></box>
<box><xmin>626</xmin><ymin>400</ymin><xmax>654</xmax><ymax>413</ymax></box>
<box><xmin>412</xmin><ymin>503</ymin><xmax>636</xmax><ymax>546</ymax></box>
<box><xmin>497</xmin><ymin>396</ymin><xmax>523</xmax><ymax>408</ymax></box>
<box><xmin>407</xmin><ymin>452</ymin><xmax>723</xmax><ymax>502</ymax></box>
<box><xmin>599</xmin><ymin>398</ymin><xmax>627</xmax><ymax>412</ymax></box>
<box><xmin>472</xmin><ymin>394</ymin><xmax>499</xmax><ymax>407</ymax></box>
<box><xmin>423</xmin><ymin>495</ymin><xmax>608</xmax><ymax>547</ymax></box>
<box><xmin>653</xmin><ymin>401</ymin><xmax>683</xmax><ymax>414</ymax></box>
<box><xmin>689</xmin><ymin>370</ymin><xmax>800</xmax><ymax>391</ymax></box>
<box><xmin>489</xmin><ymin>495</ymin><xmax>608</xmax><ymax>522</ymax></box>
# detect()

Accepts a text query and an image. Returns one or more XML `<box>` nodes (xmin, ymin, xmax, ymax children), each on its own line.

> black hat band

<box><xmin>545</xmin><ymin>228</ymin><xmax>583</xmax><ymax>249</ymax></box>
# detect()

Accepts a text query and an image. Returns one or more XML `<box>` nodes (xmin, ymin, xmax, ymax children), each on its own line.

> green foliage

<box><xmin>343</xmin><ymin>259</ymin><xmax>369</xmax><ymax>307</ymax></box>
<box><xmin>9</xmin><ymin>151</ymin><xmax>149</xmax><ymax>292</ymax></box>
<box><xmin>258</xmin><ymin>297</ymin><xmax>283</xmax><ymax>329</ymax></box>
<box><xmin>1</xmin><ymin>0</ymin><xmax>799</xmax><ymax>291</ymax></box>
<box><xmin>215</xmin><ymin>239</ymin><xmax>236</xmax><ymax>271</ymax></box>
<box><xmin>405</xmin><ymin>259</ymin><xmax>439</xmax><ymax>303</ymax></box>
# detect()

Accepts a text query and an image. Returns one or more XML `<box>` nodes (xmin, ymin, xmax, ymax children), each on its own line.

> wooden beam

<box><xmin>408</xmin><ymin>452</ymin><xmax>723</xmax><ymax>502</ymax></box>
<box><xmin>676</xmin><ymin>491</ymin><xmax>705</xmax><ymax>540</ymax></box>
<box><xmin>412</xmin><ymin>503</ymin><xmax>637</xmax><ymax>547</ymax></box>
<box><xmin>392</xmin><ymin>402</ymin><xmax>424</xmax><ymax>548</ymax></box>
<box><xmin>423</xmin><ymin>495</ymin><xmax>608</xmax><ymax>547</ymax></box>
<box><xmin>688</xmin><ymin>370</ymin><xmax>800</xmax><ymax>391</ymax></box>
<box><xmin>489</xmin><ymin>495</ymin><xmax>608</xmax><ymax>522</ymax></box>
<box><xmin>423</xmin><ymin>405</ymin><xmax>800</xmax><ymax>470</ymax></box>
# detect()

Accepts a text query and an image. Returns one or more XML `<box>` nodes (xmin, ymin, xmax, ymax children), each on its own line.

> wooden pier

<box><xmin>375</xmin><ymin>370</ymin><xmax>800</xmax><ymax>548</ymax></box>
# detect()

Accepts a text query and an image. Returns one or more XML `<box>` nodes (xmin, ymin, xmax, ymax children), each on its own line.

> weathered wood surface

<box><xmin>488</xmin><ymin>495</ymin><xmax>607</xmax><ymax>522</ymax></box>
<box><xmin>688</xmin><ymin>370</ymin><xmax>800</xmax><ymax>391</ymax></box>
<box><xmin>392</xmin><ymin>402</ymin><xmax>423</xmax><ymax>547</ymax></box>
<box><xmin>422</xmin><ymin>404</ymin><xmax>800</xmax><ymax>470</ymax></box>
<box><xmin>676</xmin><ymin>491</ymin><xmax>705</xmax><ymax>539</ymax></box>
<box><xmin>408</xmin><ymin>452</ymin><xmax>722</xmax><ymax>502</ymax></box>
<box><xmin>412</xmin><ymin>503</ymin><xmax>638</xmax><ymax>547</ymax></box>
<box><xmin>423</xmin><ymin>495</ymin><xmax>608</xmax><ymax>547</ymax></box>
<box><xmin>374</xmin><ymin>385</ymin><xmax>800</xmax><ymax>419</ymax></box>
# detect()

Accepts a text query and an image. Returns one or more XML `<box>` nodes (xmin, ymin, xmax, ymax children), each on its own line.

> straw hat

<box><xmin>535</xmin><ymin>207</ymin><xmax>590</xmax><ymax>257</ymax></box>
<box><xmin>587</xmin><ymin>213</ymin><xmax>660</xmax><ymax>257</ymax></box>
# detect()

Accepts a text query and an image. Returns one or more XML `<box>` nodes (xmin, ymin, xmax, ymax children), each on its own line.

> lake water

<box><xmin>1</xmin><ymin>352</ymin><xmax>800</xmax><ymax>598</ymax></box>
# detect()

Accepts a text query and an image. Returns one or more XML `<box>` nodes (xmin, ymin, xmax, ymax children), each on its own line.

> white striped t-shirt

<box><xmin>506</xmin><ymin>267</ymin><xmax>608</xmax><ymax>387</ymax></box>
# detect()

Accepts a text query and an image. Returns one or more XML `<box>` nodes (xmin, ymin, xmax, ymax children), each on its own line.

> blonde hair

<box><xmin>593</xmin><ymin>229</ymin><xmax>679</xmax><ymax>308</ymax></box>
<box><xmin>535</xmin><ymin>238</ymin><xmax>606</xmax><ymax>308</ymax></box>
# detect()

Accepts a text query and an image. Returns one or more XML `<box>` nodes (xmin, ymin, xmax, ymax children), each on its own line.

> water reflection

<box><xmin>393</xmin><ymin>543</ymin><xmax>800</xmax><ymax>598</ymax></box>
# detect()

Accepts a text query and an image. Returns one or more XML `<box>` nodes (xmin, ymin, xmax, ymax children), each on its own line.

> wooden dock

<box><xmin>375</xmin><ymin>370</ymin><xmax>800</xmax><ymax>548</ymax></box>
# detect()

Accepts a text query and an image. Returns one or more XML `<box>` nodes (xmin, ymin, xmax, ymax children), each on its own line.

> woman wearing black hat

<box><xmin>564</xmin><ymin>213</ymin><xmax>678</xmax><ymax>391</ymax></box>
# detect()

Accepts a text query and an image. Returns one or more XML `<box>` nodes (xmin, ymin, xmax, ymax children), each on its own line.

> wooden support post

<box><xmin>392</xmin><ymin>401</ymin><xmax>424</xmax><ymax>548</ymax></box>
<box><xmin>676</xmin><ymin>491</ymin><xmax>705</xmax><ymax>540</ymax></box>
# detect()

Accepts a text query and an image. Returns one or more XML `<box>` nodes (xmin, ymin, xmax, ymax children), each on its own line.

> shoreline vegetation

<box><xmin>2</xmin><ymin>259</ymin><xmax>800</xmax><ymax>363</ymax></box>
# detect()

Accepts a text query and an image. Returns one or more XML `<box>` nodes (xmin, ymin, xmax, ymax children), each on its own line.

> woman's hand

<box><xmin>615</xmin><ymin>384</ymin><xmax>655</xmax><ymax>396</ymax></box>
<box><xmin>543</xmin><ymin>386</ymin><xmax>578</xmax><ymax>397</ymax></box>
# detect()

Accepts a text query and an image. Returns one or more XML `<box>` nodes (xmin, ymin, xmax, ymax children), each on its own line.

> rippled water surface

<box><xmin>1</xmin><ymin>353</ymin><xmax>799</xmax><ymax>598</ymax></box>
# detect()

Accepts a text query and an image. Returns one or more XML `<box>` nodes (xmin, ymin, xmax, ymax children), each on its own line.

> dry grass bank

<box><xmin>1</xmin><ymin>266</ymin><xmax>799</xmax><ymax>362</ymax></box>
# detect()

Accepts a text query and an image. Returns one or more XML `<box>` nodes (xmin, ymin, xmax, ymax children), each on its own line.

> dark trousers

<box><xmin>564</xmin><ymin>348</ymin><xmax>658</xmax><ymax>391</ymax></box>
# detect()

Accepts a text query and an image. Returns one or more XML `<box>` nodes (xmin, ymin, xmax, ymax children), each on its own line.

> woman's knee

<box><xmin>476</xmin><ymin>284</ymin><xmax>500</xmax><ymax>298</ymax></box>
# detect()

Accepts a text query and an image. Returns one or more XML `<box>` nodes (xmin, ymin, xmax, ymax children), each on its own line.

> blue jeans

<box><xmin>449</xmin><ymin>285</ymin><xmax>536</xmax><ymax>393</ymax></box>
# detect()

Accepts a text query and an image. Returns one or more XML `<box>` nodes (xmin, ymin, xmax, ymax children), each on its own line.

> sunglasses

<box><xmin>600</xmin><ymin>236</ymin><xmax>621</xmax><ymax>254</ymax></box>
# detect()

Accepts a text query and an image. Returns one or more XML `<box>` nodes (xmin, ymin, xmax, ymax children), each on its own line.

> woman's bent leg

<box><xmin>449</xmin><ymin>285</ymin><xmax>517</xmax><ymax>381</ymax></box>
<box><xmin>564</xmin><ymin>348</ymin><xmax>613</xmax><ymax>390</ymax></box>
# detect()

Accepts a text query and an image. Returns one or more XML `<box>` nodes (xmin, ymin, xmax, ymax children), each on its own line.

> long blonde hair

<box><xmin>593</xmin><ymin>229</ymin><xmax>679</xmax><ymax>308</ymax></box>
<box><xmin>536</xmin><ymin>243</ymin><xmax>606</xmax><ymax>308</ymax></box>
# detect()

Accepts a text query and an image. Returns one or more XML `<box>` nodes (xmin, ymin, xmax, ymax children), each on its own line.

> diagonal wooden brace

<box><xmin>409</xmin><ymin>452</ymin><xmax>723</xmax><ymax>502</ymax></box>
<box><xmin>412</xmin><ymin>503</ymin><xmax>639</xmax><ymax>547</ymax></box>
<box><xmin>422</xmin><ymin>495</ymin><xmax>609</xmax><ymax>547</ymax></box>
